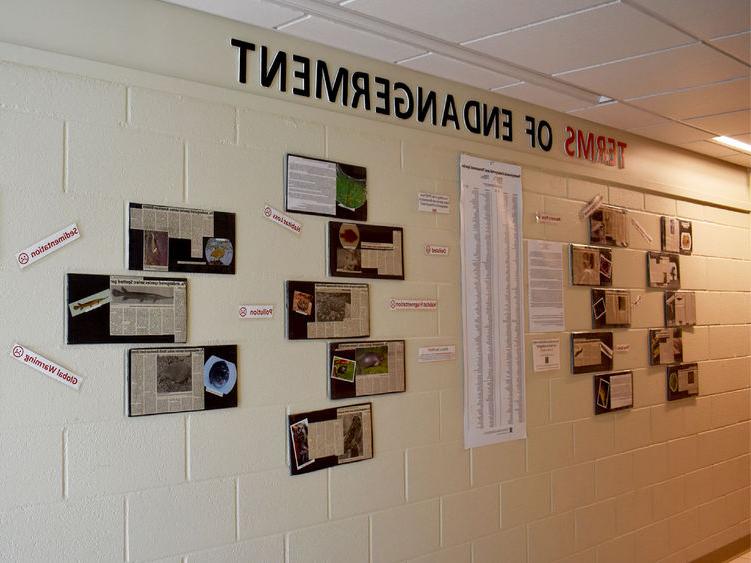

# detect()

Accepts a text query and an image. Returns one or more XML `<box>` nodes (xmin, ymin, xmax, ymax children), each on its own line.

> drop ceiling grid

<box><xmin>162</xmin><ymin>0</ymin><xmax>750</xmax><ymax>164</ymax></box>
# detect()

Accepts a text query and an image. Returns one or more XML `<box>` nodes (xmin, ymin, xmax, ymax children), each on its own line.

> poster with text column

<box><xmin>460</xmin><ymin>155</ymin><xmax>526</xmax><ymax>448</ymax></box>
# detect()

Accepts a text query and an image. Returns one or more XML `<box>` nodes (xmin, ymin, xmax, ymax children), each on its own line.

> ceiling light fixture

<box><xmin>712</xmin><ymin>136</ymin><xmax>751</xmax><ymax>155</ymax></box>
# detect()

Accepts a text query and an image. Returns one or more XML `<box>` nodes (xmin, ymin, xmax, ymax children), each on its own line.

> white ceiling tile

<box><xmin>344</xmin><ymin>0</ymin><xmax>607</xmax><ymax>43</ymax></box>
<box><xmin>557</xmin><ymin>43</ymin><xmax>749</xmax><ymax>100</ymax></box>
<box><xmin>467</xmin><ymin>3</ymin><xmax>692</xmax><ymax>74</ymax></box>
<box><xmin>627</xmin><ymin>78</ymin><xmax>750</xmax><ymax>119</ymax></box>
<box><xmin>627</xmin><ymin>0</ymin><xmax>751</xmax><ymax>40</ymax></box>
<box><xmin>493</xmin><ymin>83</ymin><xmax>593</xmax><ymax>112</ymax></box>
<box><xmin>710</xmin><ymin>32</ymin><xmax>751</xmax><ymax>64</ymax></box>
<box><xmin>685</xmin><ymin>110</ymin><xmax>751</xmax><ymax>136</ymax></box>
<box><xmin>400</xmin><ymin>53</ymin><xmax>519</xmax><ymax>90</ymax></box>
<box><xmin>720</xmin><ymin>153</ymin><xmax>751</xmax><ymax>167</ymax></box>
<box><xmin>161</xmin><ymin>0</ymin><xmax>304</xmax><ymax>28</ymax></box>
<box><xmin>678</xmin><ymin>140</ymin><xmax>738</xmax><ymax>158</ymax></box>
<box><xmin>279</xmin><ymin>16</ymin><xmax>425</xmax><ymax>61</ymax></box>
<box><xmin>627</xmin><ymin>121</ymin><xmax>714</xmax><ymax>144</ymax></box>
<box><xmin>569</xmin><ymin>102</ymin><xmax>669</xmax><ymax>130</ymax></box>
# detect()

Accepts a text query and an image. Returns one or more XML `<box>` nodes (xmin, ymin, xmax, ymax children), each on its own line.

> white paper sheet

<box><xmin>527</xmin><ymin>240</ymin><xmax>565</xmax><ymax>332</ymax></box>
<box><xmin>460</xmin><ymin>154</ymin><xmax>526</xmax><ymax>448</ymax></box>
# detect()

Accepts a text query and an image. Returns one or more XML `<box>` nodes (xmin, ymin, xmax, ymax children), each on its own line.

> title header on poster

<box><xmin>230</xmin><ymin>38</ymin><xmax>627</xmax><ymax>168</ymax></box>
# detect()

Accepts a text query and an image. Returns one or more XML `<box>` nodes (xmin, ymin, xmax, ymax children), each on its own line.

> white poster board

<box><xmin>460</xmin><ymin>154</ymin><xmax>526</xmax><ymax>448</ymax></box>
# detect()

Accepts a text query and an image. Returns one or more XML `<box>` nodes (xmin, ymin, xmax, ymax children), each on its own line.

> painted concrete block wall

<box><xmin>0</xmin><ymin>25</ymin><xmax>750</xmax><ymax>563</ymax></box>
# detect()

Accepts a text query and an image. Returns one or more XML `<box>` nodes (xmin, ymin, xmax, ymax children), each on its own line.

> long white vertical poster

<box><xmin>460</xmin><ymin>154</ymin><xmax>526</xmax><ymax>448</ymax></box>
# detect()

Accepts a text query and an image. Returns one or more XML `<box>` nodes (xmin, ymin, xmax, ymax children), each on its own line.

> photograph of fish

<box><xmin>328</xmin><ymin>340</ymin><xmax>405</xmax><ymax>399</ymax></box>
<box><xmin>127</xmin><ymin>202</ymin><xmax>236</xmax><ymax>274</ymax></box>
<box><xmin>66</xmin><ymin>273</ymin><xmax>188</xmax><ymax>344</ymax></box>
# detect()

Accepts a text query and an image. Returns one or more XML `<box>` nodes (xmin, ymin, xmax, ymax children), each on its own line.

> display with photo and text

<box><xmin>285</xmin><ymin>281</ymin><xmax>370</xmax><ymax>340</ymax></box>
<box><xmin>665</xmin><ymin>291</ymin><xmax>696</xmax><ymax>327</ymax></box>
<box><xmin>127</xmin><ymin>202</ymin><xmax>235</xmax><ymax>274</ymax></box>
<box><xmin>570</xmin><ymin>244</ymin><xmax>613</xmax><ymax>287</ymax></box>
<box><xmin>288</xmin><ymin>403</ymin><xmax>373</xmax><ymax>475</ymax></box>
<box><xmin>647</xmin><ymin>251</ymin><xmax>680</xmax><ymax>289</ymax></box>
<box><xmin>328</xmin><ymin>340</ymin><xmax>405</xmax><ymax>399</ymax></box>
<box><xmin>285</xmin><ymin>154</ymin><xmax>367</xmax><ymax>220</ymax></box>
<box><xmin>649</xmin><ymin>327</ymin><xmax>683</xmax><ymax>365</ymax></box>
<box><xmin>591</xmin><ymin>289</ymin><xmax>631</xmax><ymax>328</ymax></box>
<box><xmin>589</xmin><ymin>205</ymin><xmax>629</xmax><ymax>247</ymax></box>
<box><xmin>661</xmin><ymin>216</ymin><xmax>692</xmax><ymax>255</ymax></box>
<box><xmin>127</xmin><ymin>345</ymin><xmax>237</xmax><ymax>416</ymax></box>
<box><xmin>66</xmin><ymin>273</ymin><xmax>187</xmax><ymax>344</ymax></box>
<box><xmin>667</xmin><ymin>363</ymin><xmax>699</xmax><ymax>401</ymax></box>
<box><xmin>594</xmin><ymin>371</ymin><xmax>633</xmax><ymax>415</ymax></box>
<box><xmin>328</xmin><ymin>222</ymin><xmax>404</xmax><ymax>280</ymax></box>
<box><xmin>571</xmin><ymin>331</ymin><xmax>614</xmax><ymax>374</ymax></box>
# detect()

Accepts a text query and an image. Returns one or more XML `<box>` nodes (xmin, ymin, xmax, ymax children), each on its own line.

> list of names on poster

<box><xmin>460</xmin><ymin>154</ymin><xmax>526</xmax><ymax>448</ymax></box>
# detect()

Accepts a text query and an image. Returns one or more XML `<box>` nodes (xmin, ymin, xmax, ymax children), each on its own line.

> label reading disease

<box><xmin>417</xmin><ymin>192</ymin><xmax>450</xmax><ymax>214</ymax></box>
<box><xmin>424</xmin><ymin>244</ymin><xmax>449</xmax><ymax>256</ymax></box>
<box><xmin>11</xmin><ymin>344</ymin><xmax>82</xmax><ymax>390</ymax></box>
<box><xmin>389</xmin><ymin>298</ymin><xmax>438</xmax><ymax>311</ymax></box>
<box><xmin>263</xmin><ymin>204</ymin><xmax>302</xmax><ymax>234</ymax></box>
<box><xmin>239</xmin><ymin>304</ymin><xmax>274</xmax><ymax>319</ymax></box>
<box><xmin>16</xmin><ymin>223</ymin><xmax>80</xmax><ymax>269</ymax></box>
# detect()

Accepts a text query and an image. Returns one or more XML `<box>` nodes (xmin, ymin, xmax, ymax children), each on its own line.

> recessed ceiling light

<box><xmin>712</xmin><ymin>136</ymin><xmax>751</xmax><ymax>155</ymax></box>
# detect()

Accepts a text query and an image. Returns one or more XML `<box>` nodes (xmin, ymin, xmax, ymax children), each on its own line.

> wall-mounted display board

<box><xmin>328</xmin><ymin>340</ymin><xmax>405</xmax><ymax>399</ymax></box>
<box><xmin>127</xmin><ymin>203</ymin><xmax>236</xmax><ymax>274</ymax></box>
<box><xmin>327</xmin><ymin>222</ymin><xmax>404</xmax><ymax>280</ymax></box>
<box><xmin>66</xmin><ymin>274</ymin><xmax>187</xmax><ymax>344</ymax></box>
<box><xmin>570</xmin><ymin>244</ymin><xmax>612</xmax><ymax>286</ymax></box>
<box><xmin>649</xmin><ymin>327</ymin><xmax>683</xmax><ymax>365</ymax></box>
<box><xmin>665</xmin><ymin>291</ymin><xmax>696</xmax><ymax>327</ymax></box>
<box><xmin>661</xmin><ymin>217</ymin><xmax>693</xmax><ymax>255</ymax></box>
<box><xmin>285</xmin><ymin>281</ymin><xmax>370</xmax><ymax>340</ymax></box>
<box><xmin>285</xmin><ymin>154</ymin><xmax>367</xmax><ymax>220</ymax></box>
<box><xmin>667</xmin><ymin>363</ymin><xmax>699</xmax><ymax>401</ymax></box>
<box><xmin>571</xmin><ymin>331</ymin><xmax>614</xmax><ymax>374</ymax></box>
<box><xmin>647</xmin><ymin>251</ymin><xmax>680</xmax><ymax>289</ymax></box>
<box><xmin>589</xmin><ymin>205</ymin><xmax>629</xmax><ymax>247</ymax></box>
<box><xmin>288</xmin><ymin>402</ymin><xmax>373</xmax><ymax>475</ymax></box>
<box><xmin>127</xmin><ymin>345</ymin><xmax>237</xmax><ymax>416</ymax></box>
<box><xmin>591</xmin><ymin>289</ymin><xmax>631</xmax><ymax>328</ymax></box>
<box><xmin>459</xmin><ymin>155</ymin><xmax>525</xmax><ymax>448</ymax></box>
<box><xmin>594</xmin><ymin>371</ymin><xmax>634</xmax><ymax>415</ymax></box>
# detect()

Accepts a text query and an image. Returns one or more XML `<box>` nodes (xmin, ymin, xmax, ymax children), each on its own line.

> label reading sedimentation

<box><xmin>238</xmin><ymin>304</ymin><xmax>274</xmax><ymax>319</ymax></box>
<box><xmin>425</xmin><ymin>244</ymin><xmax>449</xmax><ymax>256</ymax></box>
<box><xmin>263</xmin><ymin>204</ymin><xmax>302</xmax><ymax>234</ymax></box>
<box><xmin>16</xmin><ymin>223</ymin><xmax>80</xmax><ymax>269</ymax></box>
<box><xmin>418</xmin><ymin>345</ymin><xmax>456</xmax><ymax>363</ymax></box>
<box><xmin>389</xmin><ymin>298</ymin><xmax>438</xmax><ymax>311</ymax></box>
<box><xmin>11</xmin><ymin>344</ymin><xmax>82</xmax><ymax>390</ymax></box>
<box><xmin>417</xmin><ymin>192</ymin><xmax>450</xmax><ymax>214</ymax></box>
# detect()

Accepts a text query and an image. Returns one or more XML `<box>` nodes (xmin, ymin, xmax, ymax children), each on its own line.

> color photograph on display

<box><xmin>127</xmin><ymin>202</ymin><xmax>236</xmax><ymax>274</ymax></box>
<box><xmin>649</xmin><ymin>327</ymin><xmax>683</xmax><ymax>365</ymax></box>
<box><xmin>594</xmin><ymin>371</ymin><xmax>633</xmax><ymax>415</ymax></box>
<box><xmin>661</xmin><ymin>216</ymin><xmax>692</xmax><ymax>255</ymax></box>
<box><xmin>285</xmin><ymin>154</ymin><xmax>367</xmax><ymax>221</ymax></box>
<box><xmin>285</xmin><ymin>281</ymin><xmax>370</xmax><ymax>340</ymax></box>
<box><xmin>66</xmin><ymin>273</ymin><xmax>188</xmax><ymax>344</ymax></box>
<box><xmin>647</xmin><ymin>251</ymin><xmax>680</xmax><ymax>289</ymax></box>
<box><xmin>128</xmin><ymin>345</ymin><xmax>237</xmax><ymax>416</ymax></box>
<box><xmin>570</xmin><ymin>244</ymin><xmax>613</xmax><ymax>287</ymax></box>
<box><xmin>571</xmin><ymin>331</ymin><xmax>614</xmax><ymax>374</ymax></box>
<box><xmin>666</xmin><ymin>363</ymin><xmax>699</xmax><ymax>401</ymax></box>
<box><xmin>288</xmin><ymin>403</ymin><xmax>373</xmax><ymax>475</ymax></box>
<box><xmin>591</xmin><ymin>289</ymin><xmax>631</xmax><ymax>328</ymax></box>
<box><xmin>328</xmin><ymin>340</ymin><xmax>406</xmax><ymax>399</ymax></box>
<box><xmin>589</xmin><ymin>205</ymin><xmax>629</xmax><ymax>247</ymax></box>
<box><xmin>328</xmin><ymin>221</ymin><xmax>404</xmax><ymax>280</ymax></box>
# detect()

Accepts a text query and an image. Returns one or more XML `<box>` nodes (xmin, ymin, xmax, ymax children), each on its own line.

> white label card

<box><xmin>417</xmin><ymin>192</ymin><xmax>450</xmax><ymax>214</ymax></box>
<box><xmin>10</xmin><ymin>344</ymin><xmax>82</xmax><ymax>390</ymax></box>
<box><xmin>532</xmin><ymin>339</ymin><xmax>561</xmax><ymax>372</ymax></box>
<box><xmin>535</xmin><ymin>213</ymin><xmax>561</xmax><ymax>225</ymax></box>
<box><xmin>263</xmin><ymin>204</ymin><xmax>302</xmax><ymax>234</ymax></box>
<box><xmin>16</xmin><ymin>223</ymin><xmax>80</xmax><ymax>269</ymax></box>
<box><xmin>579</xmin><ymin>194</ymin><xmax>603</xmax><ymax>219</ymax></box>
<box><xmin>238</xmin><ymin>304</ymin><xmax>274</xmax><ymax>319</ymax></box>
<box><xmin>418</xmin><ymin>345</ymin><xmax>456</xmax><ymax>363</ymax></box>
<box><xmin>615</xmin><ymin>344</ymin><xmax>631</xmax><ymax>353</ymax></box>
<box><xmin>424</xmin><ymin>244</ymin><xmax>449</xmax><ymax>256</ymax></box>
<box><xmin>389</xmin><ymin>298</ymin><xmax>438</xmax><ymax>311</ymax></box>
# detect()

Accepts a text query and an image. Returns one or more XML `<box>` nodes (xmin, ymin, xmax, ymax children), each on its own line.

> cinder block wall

<box><xmin>0</xmin><ymin>12</ymin><xmax>749</xmax><ymax>563</ymax></box>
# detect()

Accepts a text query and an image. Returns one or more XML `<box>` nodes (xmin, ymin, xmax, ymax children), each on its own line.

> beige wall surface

<box><xmin>0</xmin><ymin>1</ymin><xmax>749</xmax><ymax>562</ymax></box>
